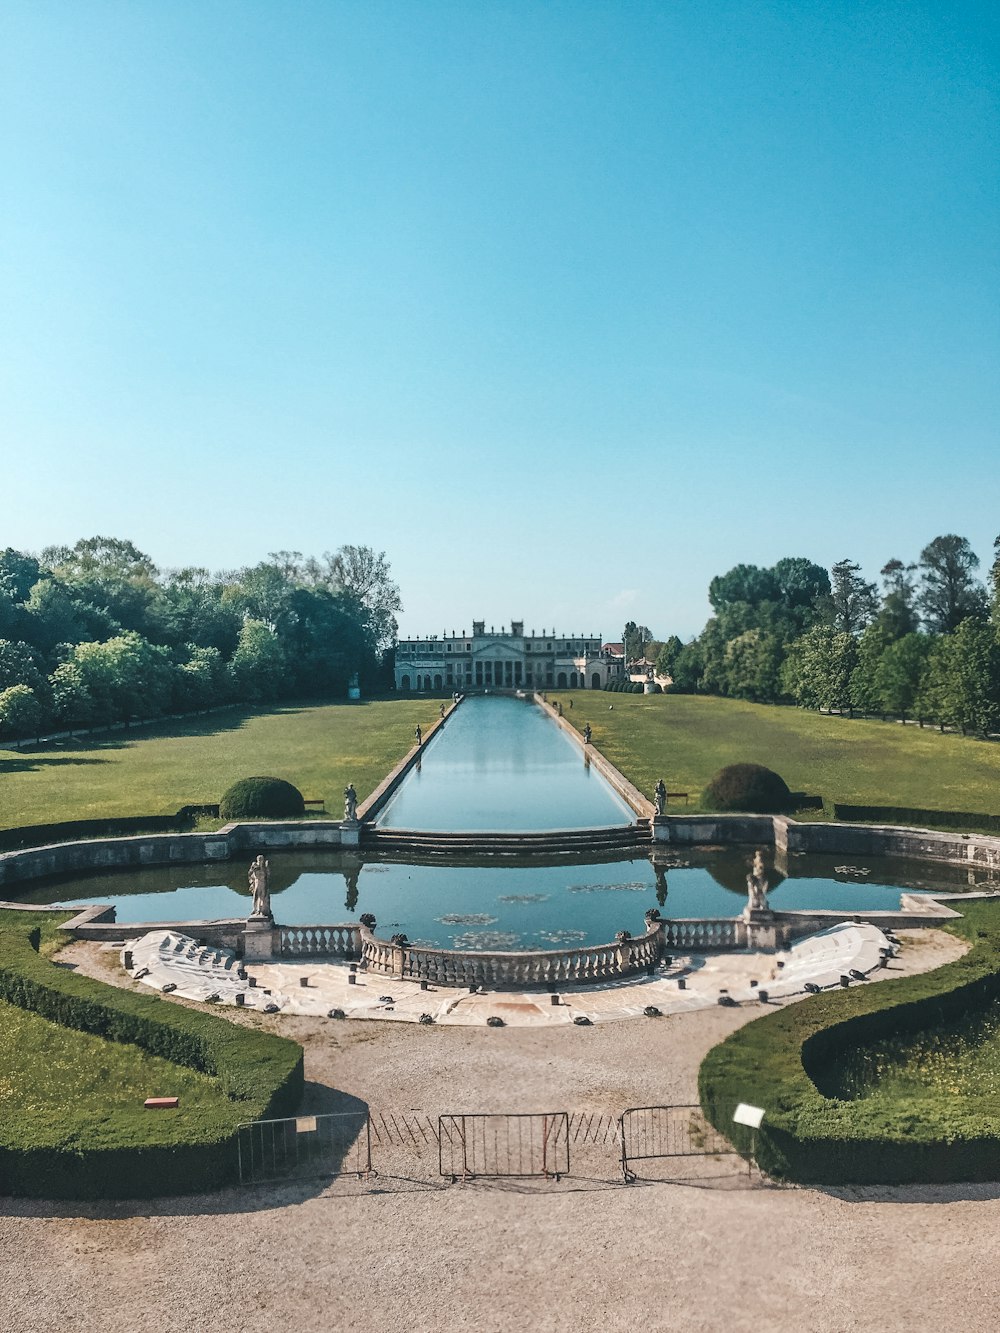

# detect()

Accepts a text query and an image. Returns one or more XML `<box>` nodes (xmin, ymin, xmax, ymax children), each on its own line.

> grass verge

<box><xmin>0</xmin><ymin>696</ymin><xmax>444</xmax><ymax>830</ymax></box>
<box><xmin>0</xmin><ymin>911</ymin><xmax>303</xmax><ymax>1198</ymax></box>
<box><xmin>551</xmin><ymin>691</ymin><xmax>1000</xmax><ymax>820</ymax></box>
<box><xmin>698</xmin><ymin>899</ymin><xmax>1000</xmax><ymax>1184</ymax></box>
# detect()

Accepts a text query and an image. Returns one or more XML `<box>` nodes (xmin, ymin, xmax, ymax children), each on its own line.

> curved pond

<box><xmin>25</xmin><ymin>848</ymin><xmax>985</xmax><ymax>951</ymax></box>
<box><xmin>378</xmin><ymin>694</ymin><xmax>633</xmax><ymax>830</ymax></box>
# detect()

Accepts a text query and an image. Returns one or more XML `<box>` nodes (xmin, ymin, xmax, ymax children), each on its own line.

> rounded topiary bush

<box><xmin>701</xmin><ymin>763</ymin><xmax>791</xmax><ymax>814</ymax></box>
<box><xmin>219</xmin><ymin>776</ymin><xmax>305</xmax><ymax>820</ymax></box>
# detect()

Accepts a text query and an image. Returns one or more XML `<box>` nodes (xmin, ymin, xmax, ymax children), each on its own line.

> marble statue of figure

<box><xmin>248</xmin><ymin>854</ymin><xmax>271</xmax><ymax>918</ymax></box>
<box><xmin>343</xmin><ymin>782</ymin><xmax>358</xmax><ymax>822</ymax></box>
<box><xmin>746</xmin><ymin>849</ymin><xmax>769</xmax><ymax>913</ymax></box>
<box><xmin>653</xmin><ymin>779</ymin><xmax>667</xmax><ymax>816</ymax></box>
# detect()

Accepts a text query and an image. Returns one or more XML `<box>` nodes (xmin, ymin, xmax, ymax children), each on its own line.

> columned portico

<box><xmin>395</xmin><ymin>619</ymin><xmax>621</xmax><ymax>692</ymax></box>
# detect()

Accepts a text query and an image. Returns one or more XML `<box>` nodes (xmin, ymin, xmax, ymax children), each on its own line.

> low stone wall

<box><xmin>358</xmin><ymin>919</ymin><xmax>662</xmax><ymax>988</ymax></box>
<box><xmin>653</xmin><ymin>814</ymin><xmax>777</xmax><ymax>846</ymax></box>
<box><xmin>774</xmin><ymin>816</ymin><xmax>1000</xmax><ymax>875</ymax></box>
<box><xmin>357</xmin><ymin>695</ymin><xmax>460</xmax><ymax>823</ymax></box>
<box><xmin>534</xmin><ymin>693</ymin><xmax>654</xmax><ymax>819</ymax></box>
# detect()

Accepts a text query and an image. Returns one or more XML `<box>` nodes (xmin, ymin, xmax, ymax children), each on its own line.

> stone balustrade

<box><xmin>357</xmin><ymin>921</ymin><xmax>664</xmax><ymax>989</ymax></box>
<box><xmin>278</xmin><ymin>924</ymin><xmax>361</xmax><ymax>958</ymax></box>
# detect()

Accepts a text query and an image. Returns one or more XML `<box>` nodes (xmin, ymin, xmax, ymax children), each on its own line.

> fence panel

<box><xmin>438</xmin><ymin>1113</ymin><xmax>570</xmax><ymax>1181</ymax></box>
<box><xmin>619</xmin><ymin>1105</ymin><xmax>736</xmax><ymax>1182</ymax></box>
<box><xmin>237</xmin><ymin>1111</ymin><xmax>372</xmax><ymax>1185</ymax></box>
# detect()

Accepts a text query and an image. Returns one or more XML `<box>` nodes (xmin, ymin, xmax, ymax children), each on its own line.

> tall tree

<box><xmin>917</xmin><ymin>534</ymin><xmax>986</xmax><ymax>632</ymax></box>
<box><xmin>878</xmin><ymin>558</ymin><xmax>920</xmax><ymax>639</ymax></box>
<box><xmin>829</xmin><ymin>559</ymin><xmax>878</xmax><ymax>635</ymax></box>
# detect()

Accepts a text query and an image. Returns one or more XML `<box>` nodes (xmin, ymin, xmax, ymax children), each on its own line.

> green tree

<box><xmin>655</xmin><ymin>635</ymin><xmax>684</xmax><ymax>680</ymax></box>
<box><xmin>228</xmin><ymin>619</ymin><xmax>286</xmax><ymax>702</ymax></box>
<box><xmin>67</xmin><ymin>632</ymin><xmax>173</xmax><ymax>724</ymax></box>
<box><xmin>781</xmin><ymin>625</ymin><xmax>857</xmax><ymax>712</ymax></box>
<box><xmin>0</xmin><ymin>684</ymin><xmax>42</xmax><ymax>738</ymax></box>
<box><xmin>918</xmin><ymin>534</ymin><xmax>986</xmax><ymax>632</ymax></box>
<box><xmin>849</xmin><ymin>622</ymin><xmax>891</xmax><ymax>716</ymax></box>
<box><xmin>828</xmin><ymin>559</ymin><xmax>878</xmax><ymax>635</ymax></box>
<box><xmin>872</xmin><ymin>633</ymin><xmax>932</xmax><ymax>723</ymax></box>
<box><xmin>0</xmin><ymin>639</ymin><xmax>46</xmax><ymax>695</ymax></box>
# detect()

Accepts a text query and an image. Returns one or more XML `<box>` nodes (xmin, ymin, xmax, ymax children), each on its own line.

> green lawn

<box><xmin>550</xmin><ymin>691</ymin><xmax>1000</xmax><ymax>816</ymax></box>
<box><xmin>0</xmin><ymin>999</ymin><xmax>231</xmax><ymax>1124</ymax></box>
<box><xmin>0</xmin><ymin>697</ymin><xmax>444</xmax><ymax>830</ymax></box>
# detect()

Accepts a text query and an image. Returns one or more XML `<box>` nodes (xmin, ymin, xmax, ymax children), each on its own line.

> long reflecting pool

<box><xmin>378</xmin><ymin>694</ymin><xmax>633</xmax><ymax>830</ymax></box>
<box><xmin>28</xmin><ymin>848</ymin><xmax>989</xmax><ymax>951</ymax></box>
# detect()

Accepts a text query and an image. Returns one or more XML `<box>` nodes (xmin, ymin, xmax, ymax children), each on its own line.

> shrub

<box><xmin>701</xmin><ymin>762</ymin><xmax>791</xmax><ymax>813</ymax></box>
<box><xmin>0</xmin><ymin>927</ymin><xmax>303</xmax><ymax>1197</ymax></box>
<box><xmin>219</xmin><ymin>776</ymin><xmax>305</xmax><ymax>819</ymax></box>
<box><xmin>698</xmin><ymin>899</ymin><xmax>1000</xmax><ymax>1184</ymax></box>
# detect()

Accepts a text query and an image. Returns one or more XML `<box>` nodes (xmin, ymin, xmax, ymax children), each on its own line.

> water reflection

<box><xmin>25</xmin><ymin>844</ymin><xmax>994</xmax><ymax>952</ymax></box>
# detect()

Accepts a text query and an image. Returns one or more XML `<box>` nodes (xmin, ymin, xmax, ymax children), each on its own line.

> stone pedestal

<box><xmin>341</xmin><ymin>819</ymin><xmax>360</xmax><ymax>848</ymax></box>
<box><xmin>243</xmin><ymin>916</ymin><xmax>277</xmax><ymax>961</ymax></box>
<box><xmin>651</xmin><ymin>816</ymin><xmax>670</xmax><ymax>842</ymax></box>
<box><xmin>742</xmin><ymin>909</ymin><xmax>778</xmax><ymax>952</ymax></box>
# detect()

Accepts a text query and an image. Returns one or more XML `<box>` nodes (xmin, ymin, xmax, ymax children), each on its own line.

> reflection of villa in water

<box><xmin>394</xmin><ymin>619</ymin><xmax>621</xmax><ymax>692</ymax></box>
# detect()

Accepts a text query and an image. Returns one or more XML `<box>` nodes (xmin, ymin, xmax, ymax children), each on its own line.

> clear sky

<box><xmin>2</xmin><ymin>1</ymin><xmax>997</xmax><ymax>641</ymax></box>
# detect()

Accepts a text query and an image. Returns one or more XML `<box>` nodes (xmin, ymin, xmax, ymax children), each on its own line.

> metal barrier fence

<box><xmin>619</xmin><ymin>1105</ymin><xmax>736</xmax><ymax>1182</ymax></box>
<box><xmin>438</xmin><ymin>1113</ymin><xmax>571</xmax><ymax>1181</ymax></box>
<box><xmin>236</xmin><ymin>1111</ymin><xmax>373</xmax><ymax>1184</ymax></box>
<box><xmin>235</xmin><ymin>1106</ymin><xmax>741</xmax><ymax>1187</ymax></box>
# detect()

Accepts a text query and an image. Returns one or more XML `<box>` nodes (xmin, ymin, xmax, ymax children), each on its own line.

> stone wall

<box><xmin>533</xmin><ymin>693</ymin><xmax>654</xmax><ymax>819</ymax></box>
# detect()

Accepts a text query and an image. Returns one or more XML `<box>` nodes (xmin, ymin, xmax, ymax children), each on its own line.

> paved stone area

<box><xmin>123</xmin><ymin>921</ymin><xmax>895</xmax><ymax>1025</ymax></box>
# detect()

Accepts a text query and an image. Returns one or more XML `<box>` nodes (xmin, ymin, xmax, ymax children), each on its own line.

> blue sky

<box><xmin>2</xmin><ymin>1</ymin><xmax>997</xmax><ymax>640</ymax></box>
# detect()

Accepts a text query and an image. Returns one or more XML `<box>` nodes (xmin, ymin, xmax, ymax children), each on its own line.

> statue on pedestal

<box><xmin>248</xmin><ymin>854</ymin><xmax>272</xmax><ymax>919</ymax></box>
<box><xmin>343</xmin><ymin>782</ymin><xmax>358</xmax><ymax>822</ymax></box>
<box><xmin>745</xmin><ymin>849</ymin><xmax>770</xmax><ymax>915</ymax></box>
<box><xmin>653</xmin><ymin>779</ymin><xmax>667</xmax><ymax>816</ymax></box>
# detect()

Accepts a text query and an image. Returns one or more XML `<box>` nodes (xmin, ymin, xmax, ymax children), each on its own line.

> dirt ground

<box><xmin>6</xmin><ymin>928</ymin><xmax>996</xmax><ymax>1333</ymax></box>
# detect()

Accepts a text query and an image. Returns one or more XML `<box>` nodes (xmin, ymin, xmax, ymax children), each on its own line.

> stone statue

<box><xmin>746</xmin><ymin>849</ymin><xmax>769</xmax><ymax>914</ymax></box>
<box><xmin>415</xmin><ymin>724</ymin><xmax>422</xmax><ymax>747</ymax></box>
<box><xmin>583</xmin><ymin>723</ymin><xmax>592</xmax><ymax>743</ymax></box>
<box><xmin>653</xmin><ymin>779</ymin><xmax>667</xmax><ymax>816</ymax></box>
<box><xmin>343</xmin><ymin>782</ymin><xmax>358</xmax><ymax>822</ymax></box>
<box><xmin>248</xmin><ymin>854</ymin><xmax>271</xmax><ymax>919</ymax></box>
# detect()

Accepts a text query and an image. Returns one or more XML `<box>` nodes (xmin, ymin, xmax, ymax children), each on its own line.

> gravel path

<box><xmin>4</xmin><ymin>928</ymin><xmax>989</xmax><ymax>1333</ymax></box>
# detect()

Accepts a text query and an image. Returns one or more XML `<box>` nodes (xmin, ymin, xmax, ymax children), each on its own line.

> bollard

<box><xmin>248</xmin><ymin>977</ymin><xmax>257</xmax><ymax>988</ymax></box>
<box><xmin>758</xmin><ymin>990</ymin><xmax>769</xmax><ymax>1004</ymax></box>
<box><xmin>420</xmin><ymin>979</ymin><xmax>429</xmax><ymax>991</ymax></box>
<box><xmin>677</xmin><ymin>977</ymin><xmax>686</xmax><ymax>990</ymax></box>
<box><xmin>300</xmin><ymin>976</ymin><xmax>310</xmax><ymax>988</ymax></box>
<box><xmin>123</xmin><ymin>950</ymin><xmax>133</xmax><ymax>971</ymax></box>
<box><xmin>550</xmin><ymin>993</ymin><xmax>560</xmax><ymax>1006</ymax></box>
<box><xmin>348</xmin><ymin>973</ymin><xmax>357</xmax><ymax>985</ymax></box>
<box><xmin>235</xmin><ymin>992</ymin><xmax>245</xmax><ymax>1007</ymax></box>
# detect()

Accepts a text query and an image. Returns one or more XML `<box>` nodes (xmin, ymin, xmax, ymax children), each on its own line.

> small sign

<box><xmin>733</xmin><ymin>1102</ymin><xmax>765</xmax><ymax>1129</ymax></box>
<box><xmin>296</xmin><ymin>1116</ymin><xmax>318</xmax><ymax>1134</ymax></box>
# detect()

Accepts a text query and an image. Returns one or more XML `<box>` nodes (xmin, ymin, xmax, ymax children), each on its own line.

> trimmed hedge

<box><xmin>702</xmin><ymin>762</ymin><xmax>791</xmax><ymax>814</ymax></box>
<box><xmin>831</xmin><ymin>802</ymin><xmax>1000</xmax><ymax>833</ymax></box>
<box><xmin>0</xmin><ymin>927</ymin><xmax>304</xmax><ymax>1198</ymax></box>
<box><xmin>698</xmin><ymin>900</ymin><xmax>1000</xmax><ymax>1184</ymax></box>
<box><xmin>219</xmin><ymin>776</ymin><xmax>305</xmax><ymax>820</ymax></box>
<box><xmin>0</xmin><ymin>814</ymin><xmax>190</xmax><ymax>852</ymax></box>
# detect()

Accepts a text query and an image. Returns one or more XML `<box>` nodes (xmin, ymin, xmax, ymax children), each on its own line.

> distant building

<box><xmin>395</xmin><ymin>620</ymin><xmax>622</xmax><ymax>692</ymax></box>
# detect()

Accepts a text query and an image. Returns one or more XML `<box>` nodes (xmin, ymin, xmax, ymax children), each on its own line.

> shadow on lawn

<box><xmin>0</xmin><ymin>1085</ymin><xmax>376</xmax><ymax>1220</ymax></box>
<box><xmin>0</xmin><ymin>756</ymin><xmax>111</xmax><ymax>774</ymax></box>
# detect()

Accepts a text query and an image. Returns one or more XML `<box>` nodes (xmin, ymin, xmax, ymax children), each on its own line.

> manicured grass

<box><xmin>0</xmin><ymin>999</ymin><xmax>230</xmax><ymax>1123</ymax></box>
<box><xmin>551</xmin><ymin>692</ymin><xmax>1000</xmax><ymax>818</ymax></box>
<box><xmin>699</xmin><ymin>897</ymin><xmax>1000</xmax><ymax>1183</ymax></box>
<box><xmin>0</xmin><ymin>697</ymin><xmax>444</xmax><ymax>830</ymax></box>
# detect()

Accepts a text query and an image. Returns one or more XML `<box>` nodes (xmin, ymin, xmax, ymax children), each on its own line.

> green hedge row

<box><xmin>0</xmin><ymin>928</ymin><xmax>304</xmax><ymax>1198</ymax></box>
<box><xmin>831</xmin><ymin>802</ymin><xmax>1000</xmax><ymax>833</ymax></box>
<box><xmin>698</xmin><ymin>900</ymin><xmax>1000</xmax><ymax>1184</ymax></box>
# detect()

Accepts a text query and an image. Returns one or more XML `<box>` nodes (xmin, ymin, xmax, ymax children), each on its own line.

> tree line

<box><xmin>646</xmin><ymin>534</ymin><xmax>1000</xmax><ymax>736</ymax></box>
<box><xmin>0</xmin><ymin>537</ymin><xmax>402</xmax><ymax>738</ymax></box>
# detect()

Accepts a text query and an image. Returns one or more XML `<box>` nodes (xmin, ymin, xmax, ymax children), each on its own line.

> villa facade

<box><xmin>394</xmin><ymin>620</ymin><xmax>622</xmax><ymax>692</ymax></box>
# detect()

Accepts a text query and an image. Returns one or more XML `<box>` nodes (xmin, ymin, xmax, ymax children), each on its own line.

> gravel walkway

<box><xmin>5</xmin><ymin>929</ymin><xmax>991</xmax><ymax>1333</ymax></box>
